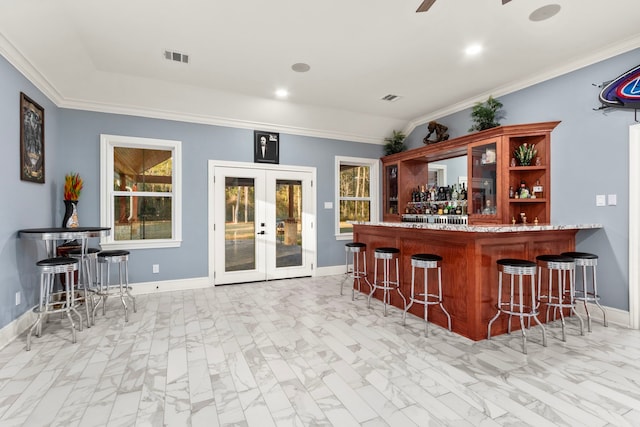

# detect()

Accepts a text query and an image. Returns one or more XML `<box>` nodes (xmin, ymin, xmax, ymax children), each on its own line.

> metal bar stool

<box><xmin>94</xmin><ymin>250</ymin><xmax>137</xmax><ymax>323</ymax></box>
<box><xmin>27</xmin><ymin>257</ymin><xmax>82</xmax><ymax>351</ymax></box>
<box><xmin>403</xmin><ymin>253</ymin><xmax>452</xmax><ymax>337</ymax></box>
<box><xmin>368</xmin><ymin>247</ymin><xmax>407</xmax><ymax>316</ymax></box>
<box><xmin>68</xmin><ymin>247</ymin><xmax>101</xmax><ymax>327</ymax></box>
<box><xmin>488</xmin><ymin>258</ymin><xmax>546</xmax><ymax>354</ymax></box>
<box><xmin>536</xmin><ymin>254</ymin><xmax>584</xmax><ymax>341</ymax></box>
<box><xmin>342</xmin><ymin>242</ymin><xmax>371</xmax><ymax>300</ymax></box>
<box><xmin>561</xmin><ymin>251</ymin><xmax>607</xmax><ymax>331</ymax></box>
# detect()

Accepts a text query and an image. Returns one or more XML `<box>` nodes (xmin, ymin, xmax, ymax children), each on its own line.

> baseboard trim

<box><xmin>574</xmin><ymin>301</ymin><xmax>632</xmax><ymax>329</ymax></box>
<box><xmin>315</xmin><ymin>265</ymin><xmax>346</xmax><ymax>276</ymax></box>
<box><xmin>0</xmin><ymin>310</ymin><xmax>35</xmax><ymax>350</ymax></box>
<box><xmin>130</xmin><ymin>276</ymin><xmax>212</xmax><ymax>295</ymax></box>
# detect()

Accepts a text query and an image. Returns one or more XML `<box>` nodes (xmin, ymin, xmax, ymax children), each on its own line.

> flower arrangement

<box><xmin>64</xmin><ymin>173</ymin><xmax>83</xmax><ymax>200</ymax></box>
<box><xmin>514</xmin><ymin>143</ymin><xmax>537</xmax><ymax>166</ymax></box>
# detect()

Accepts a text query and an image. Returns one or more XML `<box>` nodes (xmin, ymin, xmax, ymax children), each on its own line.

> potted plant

<box><xmin>384</xmin><ymin>130</ymin><xmax>407</xmax><ymax>155</ymax></box>
<box><xmin>514</xmin><ymin>143</ymin><xmax>537</xmax><ymax>166</ymax></box>
<box><xmin>469</xmin><ymin>96</ymin><xmax>505</xmax><ymax>132</ymax></box>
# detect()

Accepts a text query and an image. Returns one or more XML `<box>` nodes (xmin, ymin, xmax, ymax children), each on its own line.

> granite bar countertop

<box><xmin>352</xmin><ymin>222</ymin><xmax>603</xmax><ymax>233</ymax></box>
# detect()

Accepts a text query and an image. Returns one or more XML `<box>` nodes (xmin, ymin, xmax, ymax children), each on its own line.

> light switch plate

<box><xmin>324</xmin><ymin>202</ymin><xmax>333</xmax><ymax>209</ymax></box>
<box><xmin>608</xmin><ymin>194</ymin><xmax>617</xmax><ymax>206</ymax></box>
<box><xmin>596</xmin><ymin>195</ymin><xmax>606</xmax><ymax>207</ymax></box>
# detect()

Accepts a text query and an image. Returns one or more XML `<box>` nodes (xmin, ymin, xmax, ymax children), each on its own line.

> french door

<box><xmin>210</xmin><ymin>162</ymin><xmax>315</xmax><ymax>285</ymax></box>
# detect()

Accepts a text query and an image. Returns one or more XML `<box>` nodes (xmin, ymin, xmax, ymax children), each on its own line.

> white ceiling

<box><xmin>1</xmin><ymin>0</ymin><xmax>639</xmax><ymax>144</ymax></box>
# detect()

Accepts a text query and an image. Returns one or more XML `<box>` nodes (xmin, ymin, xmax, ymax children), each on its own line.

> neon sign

<box><xmin>599</xmin><ymin>64</ymin><xmax>640</xmax><ymax>109</ymax></box>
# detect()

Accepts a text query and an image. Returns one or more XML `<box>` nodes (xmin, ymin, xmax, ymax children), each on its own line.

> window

<box><xmin>100</xmin><ymin>135</ymin><xmax>182</xmax><ymax>249</ymax></box>
<box><xmin>335</xmin><ymin>156</ymin><xmax>379</xmax><ymax>238</ymax></box>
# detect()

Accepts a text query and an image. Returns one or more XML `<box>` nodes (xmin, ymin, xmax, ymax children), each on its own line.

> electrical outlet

<box><xmin>153</xmin><ymin>264</ymin><xmax>160</xmax><ymax>274</ymax></box>
<box><xmin>15</xmin><ymin>291</ymin><xmax>20</xmax><ymax>306</ymax></box>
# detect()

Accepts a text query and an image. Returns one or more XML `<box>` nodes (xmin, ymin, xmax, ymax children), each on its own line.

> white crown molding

<box><xmin>0</xmin><ymin>32</ymin><xmax>64</xmax><ymax>104</ymax></box>
<box><xmin>3</xmin><ymin>28</ymin><xmax>639</xmax><ymax>146</ymax></box>
<box><xmin>0</xmin><ymin>33</ymin><xmax>385</xmax><ymax>146</ymax></box>
<box><xmin>60</xmin><ymin>98</ymin><xmax>384</xmax><ymax>145</ymax></box>
<box><xmin>403</xmin><ymin>36</ymin><xmax>640</xmax><ymax>137</ymax></box>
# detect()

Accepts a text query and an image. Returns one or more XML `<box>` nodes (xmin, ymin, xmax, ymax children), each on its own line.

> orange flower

<box><xmin>64</xmin><ymin>173</ymin><xmax>83</xmax><ymax>200</ymax></box>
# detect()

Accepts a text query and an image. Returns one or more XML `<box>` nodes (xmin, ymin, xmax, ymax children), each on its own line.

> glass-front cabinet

<box><xmin>383</xmin><ymin>163</ymin><xmax>399</xmax><ymax>220</ymax></box>
<box><xmin>469</xmin><ymin>140</ymin><xmax>499</xmax><ymax>223</ymax></box>
<box><xmin>380</xmin><ymin>122</ymin><xmax>558</xmax><ymax>225</ymax></box>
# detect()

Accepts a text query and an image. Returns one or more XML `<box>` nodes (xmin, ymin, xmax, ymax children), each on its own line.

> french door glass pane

<box><xmin>276</xmin><ymin>179</ymin><xmax>302</xmax><ymax>268</ymax></box>
<box><xmin>225</xmin><ymin>177</ymin><xmax>256</xmax><ymax>272</ymax></box>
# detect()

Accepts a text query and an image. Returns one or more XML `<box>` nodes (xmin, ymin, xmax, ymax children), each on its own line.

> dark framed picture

<box><xmin>20</xmin><ymin>92</ymin><xmax>45</xmax><ymax>183</ymax></box>
<box><xmin>254</xmin><ymin>131</ymin><xmax>279</xmax><ymax>164</ymax></box>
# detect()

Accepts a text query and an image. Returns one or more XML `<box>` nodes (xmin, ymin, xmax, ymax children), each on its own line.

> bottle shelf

<box><xmin>408</xmin><ymin>200</ymin><xmax>467</xmax><ymax>205</ymax></box>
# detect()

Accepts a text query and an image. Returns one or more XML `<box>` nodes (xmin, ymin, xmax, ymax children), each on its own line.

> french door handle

<box><xmin>257</xmin><ymin>231</ymin><xmax>265</xmax><ymax>235</ymax></box>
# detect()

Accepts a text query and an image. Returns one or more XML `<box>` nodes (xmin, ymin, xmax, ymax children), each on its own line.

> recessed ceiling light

<box><xmin>529</xmin><ymin>4</ymin><xmax>561</xmax><ymax>22</ymax></box>
<box><xmin>291</xmin><ymin>63</ymin><xmax>311</xmax><ymax>73</ymax></box>
<box><xmin>465</xmin><ymin>44</ymin><xmax>483</xmax><ymax>56</ymax></box>
<box><xmin>275</xmin><ymin>89</ymin><xmax>289</xmax><ymax>98</ymax></box>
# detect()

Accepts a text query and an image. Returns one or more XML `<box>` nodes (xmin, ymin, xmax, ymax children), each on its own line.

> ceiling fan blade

<box><xmin>502</xmin><ymin>0</ymin><xmax>512</xmax><ymax>4</ymax></box>
<box><xmin>416</xmin><ymin>0</ymin><xmax>436</xmax><ymax>13</ymax></box>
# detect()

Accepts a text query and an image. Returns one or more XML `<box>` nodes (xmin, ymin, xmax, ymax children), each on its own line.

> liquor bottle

<box><xmin>532</xmin><ymin>179</ymin><xmax>543</xmax><ymax>198</ymax></box>
<box><xmin>460</xmin><ymin>183</ymin><xmax>467</xmax><ymax>200</ymax></box>
<box><xmin>519</xmin><ymin>180</ymin><xmax>529</xmax><ymax>199</ymax></box>
<box><xmin>509</xmin><ymin>186</ymin><xmax>514</xmax><ymax>198</ymax></box>
<box><xmin>451</xmin><ymin>184</ymin><xmax>458</xmax><ymax>201</ymax></box>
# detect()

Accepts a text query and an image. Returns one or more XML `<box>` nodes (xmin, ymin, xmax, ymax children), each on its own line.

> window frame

<box><xmin>100</xmin><ymin>134</ymin><xmax>182</xmax><ymax>249</ymax></box>
<box><xmin>334</xmin><ymin>156</ymin><xmax>379</xmax><ymax>240</ymax></box>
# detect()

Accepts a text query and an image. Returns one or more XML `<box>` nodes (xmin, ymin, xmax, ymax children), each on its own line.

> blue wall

<box><xmin>0</xmin><ymin>55</ymin><xmax>61</xmax><ymax>328</ymax></box>
<box><xmin>57</xmin><ymin>111</ymin><xmax>382</xmax><ymax>284</ymax></box>
<box><xmin>406</xmin><ymin>48</ymin><xmax>640</xmax><ymax>311</ymax></box>
<box><xmin>1</xmin><ymin>47</ymin><xmax>638</xmax><ymax>331</ymax></box>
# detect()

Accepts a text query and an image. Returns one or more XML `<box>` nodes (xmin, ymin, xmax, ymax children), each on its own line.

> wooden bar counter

<box><xmin>353</xmin><ymin>222</ymin><xmax>601</xmax><ymax>341</ymax></box>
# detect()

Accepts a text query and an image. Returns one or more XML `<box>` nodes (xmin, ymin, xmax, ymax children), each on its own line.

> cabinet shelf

<box><xmin>509</xmin><ymin>166</ymin><xmax>545</xmax><ymax>171</ymax></box>
<box><xmin>509</xmin><ymin>198</ymin><xmax>547</xmax><ymax>203</ymax></box>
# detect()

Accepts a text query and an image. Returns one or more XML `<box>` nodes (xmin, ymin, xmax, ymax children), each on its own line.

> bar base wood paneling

<box><xmin>354</xmin><ymin>224</ymin><xmax>581</xmax><ymax>341</ymax></box>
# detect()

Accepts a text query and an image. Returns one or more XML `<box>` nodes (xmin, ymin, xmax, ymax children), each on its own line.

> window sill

<box><xmin>99</xmin><ymin>239</ymin><xmax>182</xmax><ymax>250</ymax></box>
<box><xmin>335</xmin><ymin>234</ymin><xmax>353</xmax><ymax>241</ymax></box>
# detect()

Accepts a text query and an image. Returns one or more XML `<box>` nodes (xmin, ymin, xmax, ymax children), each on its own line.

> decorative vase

<box><xmin>62</xmin><ymin>200</ymin><xmax>79</xmax><ymax>228</ymax></box>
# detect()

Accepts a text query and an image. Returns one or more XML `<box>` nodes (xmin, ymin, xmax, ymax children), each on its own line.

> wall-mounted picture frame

<box><xmin>20</xmin><ymin>92</ymin><xmax>45</xmax><ymax>183</ymax></box>
<box><xmin>254</xmin><ymin>130</ymin><xmax>279</xmax><ymax>164</ymax></box>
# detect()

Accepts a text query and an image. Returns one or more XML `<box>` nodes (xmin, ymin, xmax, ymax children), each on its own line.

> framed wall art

<box><xmin>254</xmin><ymin>130</ymin><xmax>279</xmax><ymax>164</ymax></box>
<box><xmin>20</xmin><ymin>92</ymin><xmax>45</xmax><ymax>183</ymax></box>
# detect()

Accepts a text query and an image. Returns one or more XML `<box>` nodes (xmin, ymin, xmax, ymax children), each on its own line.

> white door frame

<box><xmin>629</xmin><ymin>124</ymin><xmax>640</xmax><ymax>329</ymax></box>
<box><xmin>208</xmin><ymin>160</ymin><xmax>317</xmax><ymax>285</ymax></box>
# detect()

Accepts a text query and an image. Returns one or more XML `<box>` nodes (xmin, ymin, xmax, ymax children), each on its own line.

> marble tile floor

<box><xmin>0</xmin><ymin>275</ymin><xmax>639</xmax><ymax>426</ymax></box>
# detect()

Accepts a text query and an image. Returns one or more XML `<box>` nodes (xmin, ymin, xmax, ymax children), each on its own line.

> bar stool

<box><xmin>536</xmin><ymin>254</ymin><xmax>584</xmax><ymax>341</ymax></box>
<box><xmin>402</xmin><ymin>253</ymin><xmax>452</xmax><ymax>337</ymax></box>
<box><xmin>488</xmin><ymin>259</ymin><xmax>546</xmax><ymax>354</ymax></box>
<box><xmin>342</xmin><ymin>242</ymin><xmax>371</xmax><ymax>300</ymax></box>
<box><xmin>561</xmin><ymin>251</ymin><xmax>607</xmax><ymax>331</ymax></box>
<box><xmin>27</xmin><ymin>257</ymin><xmax>82</xmax><ymax>351</ymax></box>
<box><xmin>68</xmin><ymin>247</ymin><xmax>101</xmax><ymax>327</ymax></box>
<box><xmin>368</xmin><ymin>247</ymin><xmax>406</xmax><ymax>316</ymax></box>
<box><xmin>94</xmin><ymin>250</ymin><xmax>137</xmax><ymax>323</ymax></box>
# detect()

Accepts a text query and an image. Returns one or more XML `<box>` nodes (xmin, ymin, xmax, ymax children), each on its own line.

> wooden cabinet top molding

<box><xmin>381</xmin><ymin>121</ymin><xmax>561</xmax><ymax>163</ymax></box>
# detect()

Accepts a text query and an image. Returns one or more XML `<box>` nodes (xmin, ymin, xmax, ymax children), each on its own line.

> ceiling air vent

<box><xmin>381</xmin><ymin>94</ymin><xmax>401</xmax><ymax>102</ymax></box>
<box><xmin>164</xmin><ymin>50</ymin><xmax>189</xmax><ymax>64</ymax></box>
